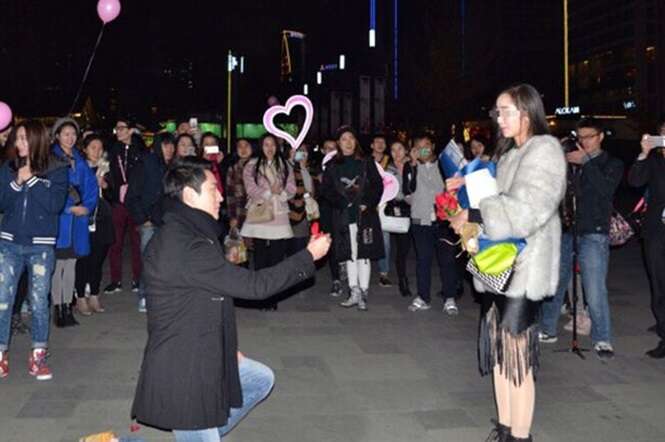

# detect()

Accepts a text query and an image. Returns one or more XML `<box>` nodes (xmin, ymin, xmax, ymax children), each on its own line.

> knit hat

<box><xmin>52</xmin><ymin>117</ymin><xmax>80</xmax><ymax>138</ymax></box>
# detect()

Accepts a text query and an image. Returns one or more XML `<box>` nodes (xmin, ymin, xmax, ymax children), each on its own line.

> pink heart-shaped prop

<box><xmin>322</xmin><ymin>151</ymin><xmax>398</xmax><ymax>205</ymax></box>
<box><xmin>262</xmin><ymin>95</ymin><xmax>313</xmax><ymax>151</ymax></box>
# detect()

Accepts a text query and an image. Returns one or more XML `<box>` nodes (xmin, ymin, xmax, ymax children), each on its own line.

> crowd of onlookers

<box><xmin>0</xmin><ymin>108</ymin><xmax>664</xmax><ymax>386</ymax></box>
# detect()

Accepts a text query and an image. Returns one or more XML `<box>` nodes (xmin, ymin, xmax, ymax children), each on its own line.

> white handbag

<box><xmin>379</xmin><ymin>203</ymin><xmax>410</xmax><ymax>234</ymax></box>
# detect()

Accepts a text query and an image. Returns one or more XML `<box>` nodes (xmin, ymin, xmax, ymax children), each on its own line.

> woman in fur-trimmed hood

<box><xmin>448</xmin><ymin>84</ymin><xmax>566</xmax><ymax>442</ymax></box>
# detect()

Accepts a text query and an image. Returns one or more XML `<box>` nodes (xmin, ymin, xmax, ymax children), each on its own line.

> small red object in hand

<box><xmin>310</xmin><ymin>221</ymin><xmax>321</xmax><ymax>238</ymax></box>
<box><xmin>435</xmin><ymin>191</ymin><xmax>461</xmax><ymax>221</ymax></box>
<box><xmin>130</xmin><ymin>423</ymin><xmax>141</xmax><ymax>432</ymax></box>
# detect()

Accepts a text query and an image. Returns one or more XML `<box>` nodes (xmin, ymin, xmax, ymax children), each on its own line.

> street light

<box><xmin>339</xmin><ymin>54</ymin><xmax>346</xmax><ymax>70</ymax></box>
<box><xmin>317</xmin><ymin>71</ymin><xmax>323</xmax><ymax>85</ymax></box>
<box><xmin>369</xmin><ymin>29</ymin><xmax>376</xmax><ymax>48</ymax></box>
<box><xmin>303</xmin><ymin>83</ymin><xmax>309</xmax><ymax>95</ymax></box>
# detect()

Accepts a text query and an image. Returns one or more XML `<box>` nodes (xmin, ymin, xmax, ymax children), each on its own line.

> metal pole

<box><xmin>564</xmin><ymin>0</ymin><xmax>570</xmax><ymax>107</ymax></box>
<box><xmin>227</xmin><ymin>50</ymin><xmax>232</xmax><ymax>154</ymax></box>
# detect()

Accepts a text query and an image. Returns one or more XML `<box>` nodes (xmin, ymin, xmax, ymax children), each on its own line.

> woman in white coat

<box><xmin>449</xmin><ymin>84</ymin><xmax>566</xmax><ymax>442</ymax></box>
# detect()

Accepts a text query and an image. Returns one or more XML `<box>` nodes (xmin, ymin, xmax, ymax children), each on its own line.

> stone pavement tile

<box><xmin>534</xmin><ymin>401</ymin><xmax>665</xmax><ymax>441</ymax></box>
<box><xmin>339</xmin><ymin>379</ymin><xmax>450</xmax><ymax>412</ymax></box>
<box><xmin>16</xmin><ymin>399</ymin><xmax>78</xmax><ymax>418</ymax></box>
<box><xmin>536</xmin><ymin>385</ymin><xmax>609</xmax><ymax>403</ymax></box>
<box><xmin>268</xmin><ymin>325</ymin><xmax>346</xmax><ymax>336</ymax></box>
<box><xmin>413</xmin><ymin>408</ymin><xmax>477</xmax><ymax>429</ymax></box>
<box><xmin>0</xmin><ymin>387</ymin><xmax>31</xmax><ymax>420</ymax></box>
<box><xmin>27</xmin><ymin>384</ymin><xmax>84</xmax><ymax>401</ymax></box>
<box><xmin>80</xmin><ymin>383</ymin><xmax>137</xmax><ymax>401</ymax></box>
<box><xmin>355</xmin><ymin>341</ymin><xmax>404</xmax><ymax>354</ymax></box>
<box><xmin>281</xmin><ymin>354</ymin><xmax>330</xmax><ymax>371</ymax></box>
<box><xmin>325</xmin><ymin>354</ymin><xmax>429</xmax><ymax>382</ymax></box>
<box><xmin>1</xmin><ymin>418</ymin><xmax>68</xmax><ymax>442</ymax></box>
<box><xmin>271</xmin><ymin>366</ymin><xmax>339</xmax><ymax>397</ymax></box>
<box><xmin>226</xmin><ymin>412</ymin><xmax>434</xmax><ymax>442</ymax></box>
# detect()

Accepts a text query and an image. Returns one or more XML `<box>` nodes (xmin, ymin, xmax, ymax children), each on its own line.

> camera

<box><xmin>561</xmin><ymin>131</ymin><xmax>578</xmax><ymax>153</ymax></box>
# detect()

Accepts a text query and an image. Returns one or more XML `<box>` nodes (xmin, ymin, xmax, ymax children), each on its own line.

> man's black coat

<box><xmin>131</xmin><ymin>200</ymin><xmax>315</xmax><ymax>430</ymax></box>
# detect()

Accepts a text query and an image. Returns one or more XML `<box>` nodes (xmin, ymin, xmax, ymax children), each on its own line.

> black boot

<box><xmin>398</xmin><ymin>277</ymin><xmax>412</xmax><ymax>298</ymax></box>
<box><xmin>507</xmin><ymin>435</ymin><xmax>532</xmax><ymax>442</ymax></box>
<box><xmin>486</xmin><ymin>420</ymin><xmax>510</xmax><ymax>442</ymax></box>
<box><xmin>53</xmin><ymin>305</ymin><xmax>65</xmax><ymax>328</ymax></box>
<box><xmin>62</xmin><ymin>304</ymin><xmax>79</xmax><ymax>327</ymax></box>
<box><xmin>646</xmin><ymin>340</ymin><xmax>665</xmax><ymax>358</ymax></box>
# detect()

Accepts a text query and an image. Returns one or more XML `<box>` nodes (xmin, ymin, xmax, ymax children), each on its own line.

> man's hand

<box><xmin>640</xmin><ymin>134</ymin><xmax>655</xmax><ymax>156</ymax></box>
<box><xmin>307</xmin><ymin>233</ymin><xmax>331</xmax><ymax>261</ymax></box>
<box><xmin>566</xmin><ymin>144</ymin><xmax>587</xmax><ymax>165</ymax></box>
<box><xmin>70</xmin><ymin>206</ymin><xmax>89</xmax><ymax>217</ymax></box>
<box><xmin>237</xmin><ymin>351</ymin><xmax>245</xmax><ymax>363</ymax></box>
<box><xmin>449</xmin><ymin>209</ymin><xmax>469</xmax><ymax>234</ymax></box>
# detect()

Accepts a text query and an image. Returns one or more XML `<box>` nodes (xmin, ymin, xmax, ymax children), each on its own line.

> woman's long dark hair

<box><xmin>10</xmin><ymin>120</ymin><xmax>53</xmax><ymax>174</ymax></box>
<box><xmin>253</xmin><ymin>133</ymin><xmax>288</xmax><ymax>186</ymax></box>
<box><xmin>494</xmin><ymin>83</ymin><xmax>549</xmax><ymax>160</ymax></box>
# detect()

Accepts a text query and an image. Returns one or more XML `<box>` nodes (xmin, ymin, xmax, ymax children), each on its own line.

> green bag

<box><xmin>472</xmin><ymin>243</ymin><xmax>518</xmax><ymax>276</ymax></box>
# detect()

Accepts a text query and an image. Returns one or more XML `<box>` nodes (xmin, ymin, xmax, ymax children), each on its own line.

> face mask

<box><xmin>419</xmin><ymin>148</ymin><xmax>431</xmax><ymax>158</ymax></box>
<box><xmin>294</xmin><ymin>151</ymin><xmax>306</xmax><ymax>162</ymax></box>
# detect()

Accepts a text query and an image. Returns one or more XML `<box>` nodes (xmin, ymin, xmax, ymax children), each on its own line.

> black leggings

<box><xmin>393</xmin><ymin>232</ymin><xmax>411</xmax><ymax>280</ymax></box>
<box><xmin>75</xmin><ymin>240</ymin><xmax>111</xmax><ymax>297</ymax></box>
<box><xmin>253</xmin><ymin>238</ymin><xmax>289</xmax><ymax>271</ymax></box>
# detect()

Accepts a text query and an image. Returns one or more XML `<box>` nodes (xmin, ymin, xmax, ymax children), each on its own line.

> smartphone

<box><xmin>647</xmin><ymin>135</ymin><xmax>665</xmax><ymax>148</ymax></box>
<box><xmin>204</xmin><ymin>145</ymin><xmax>220</xmax><ymax>155</ymax></box>
<box><xmin>189</xmin><ymin>117</ymin><xmax>198</xmax><ymax>130</ymax></box>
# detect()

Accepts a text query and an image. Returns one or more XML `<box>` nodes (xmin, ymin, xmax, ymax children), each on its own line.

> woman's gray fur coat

<box><xmin>474</xmin><ymin>135</ymin><xmax>567</xmax><ymax>301</ymax></box>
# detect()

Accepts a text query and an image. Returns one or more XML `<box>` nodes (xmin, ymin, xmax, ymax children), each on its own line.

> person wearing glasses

<box><xmin>104</xmin><ymin>119</ymin><xmax>145</xmax><ymax>298</ymax></box>
<box><xmin>449</xmin><ymin>84</ymin><xmax>567</xmax><ymax>442</ymax></box>
<box><xmin>540</xmin><ymin>117</ymin><xmax>623</xmax><ymax>361</ymax></box>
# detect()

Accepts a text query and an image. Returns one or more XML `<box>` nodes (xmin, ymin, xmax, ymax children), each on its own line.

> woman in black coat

<box><xmin>321</xmin><ymin>126</ymin><xmax>384</xmax><ymax>311</ymax></box>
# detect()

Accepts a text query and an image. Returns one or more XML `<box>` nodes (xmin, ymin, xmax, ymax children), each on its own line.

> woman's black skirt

<box><xmin>478</xmin><ymin>292</ymin><xmax>542</xmax><ymax>386</ymax></box>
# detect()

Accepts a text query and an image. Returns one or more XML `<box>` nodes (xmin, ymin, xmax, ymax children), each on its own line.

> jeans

<box><xmin>377</xmin><ymin>230</ymin><xmax>391</xmax><ymax>274</ymax></box>
<box><xmin>138</xmin><ymin>225</ymin><xmax>157</xmax><ymax>301</ymax></box>
<box><xmin>411</xmin><ymin>224</ymin><xmax>459</xmax><ymax>303</ymax></box>
<box><xmin>0</xmin><ymin>242</ymin><xmax>55</xmax><ymax>351</ymax></box>
<box><xmin>172</xmin><ymin>357</ymin><xmax>275</xmax><ymax>442</ymax></box>
<box><xmin>540</xmin><ymin>233</ymin><xmax>612</xmax><ymax>344</ymax></box>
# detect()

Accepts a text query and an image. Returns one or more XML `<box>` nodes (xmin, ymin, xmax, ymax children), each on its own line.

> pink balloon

<box><xmin>0</xmin><ymin>101</ymin><xmax>12</xmax><ymax>131</ymax></box>
<box><xmin>97</xmin><ymin>0</ymin><xmax>121</xmax><ymax>24</ymax></box>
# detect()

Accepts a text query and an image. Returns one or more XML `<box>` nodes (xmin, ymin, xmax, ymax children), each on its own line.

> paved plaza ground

<box><xmin>1</xmin><ymin>240</ymin><xmax>665</xmax><ymax>442</ymax></box>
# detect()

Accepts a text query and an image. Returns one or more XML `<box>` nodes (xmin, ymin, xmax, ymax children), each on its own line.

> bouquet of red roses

<box><xmin>435</xmin><ymin>191</ymin><xmax>461</xmax><ymax>221</ymax></box>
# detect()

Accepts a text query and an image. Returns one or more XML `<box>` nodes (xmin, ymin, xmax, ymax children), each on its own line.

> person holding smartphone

<box><xmin>629</xmin><ymin>119</ymin><xmax>665</xmax><ymax>358</ymax></box>
<box><xmin>403</xmin><ymin>134</ymin><xmax>461</xmax><ymax>315</ymax></box>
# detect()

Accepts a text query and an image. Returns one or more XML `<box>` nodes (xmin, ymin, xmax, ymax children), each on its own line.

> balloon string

<box><xmin>68</xmin><ymin>25</ymin><xmax>105</xmax><ymax>115</ymax></box>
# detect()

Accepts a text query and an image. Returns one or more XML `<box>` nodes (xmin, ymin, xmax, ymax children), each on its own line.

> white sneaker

<box><xmin>138</xmin><ymin>298</ymin><xmax>147</xmax><ymax>313</ymax></box>
<box><xmin>408</xmin><ymin>296</ymin><xmax>431</xmax><ymax>312</ymax></box>
<box><xmin>443</xmin><ymin>298</ymin><xmax>459</xmax><ymax>315</ymax></box>
<box><xmin>594</xmin><ymin>341</ymin><xmax>614</xmax><ymax>361</ymax></box>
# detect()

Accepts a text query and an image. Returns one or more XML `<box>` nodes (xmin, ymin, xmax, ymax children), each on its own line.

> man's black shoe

<box><xmin>646</xmin><ymin>340</ymin><xmax>665</xmax><ymax>359</ymax></box>
<box><xmin>104</xmin><ymin>282</ymin><xmax>123</xmax><ymax>294</ymax></box>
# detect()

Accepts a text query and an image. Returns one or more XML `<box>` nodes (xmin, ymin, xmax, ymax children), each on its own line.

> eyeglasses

<box><xmin>113</xmin><ymin>125</ymin><xmax>129</xmax><ymax>135</ymax></box>
<box><xmin>489</xmin><ymin>109</ymin><xmax>521</xmax><ymax>120</ymax></box>
<box><xmin>577</xmin><ymin>132</ymin><xmax>600</xmax><ymax>141</ymax></box>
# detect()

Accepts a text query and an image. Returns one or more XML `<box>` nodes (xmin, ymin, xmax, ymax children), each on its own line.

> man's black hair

<box><xmin>576</xmin><ymin>117</ymin><xmax>603</xmax><ymax>133</ymax></box>
<box><xmin>371</xmin><ymin>133</ymin><xmax>387</xmax><ymax>143</ymax></box>
<box><xmin>163</xmin><ymin>156</ymin><xmax>212</xmax><ymax>200</ymax></box>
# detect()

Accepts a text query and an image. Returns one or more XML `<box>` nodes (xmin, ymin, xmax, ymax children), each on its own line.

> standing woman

<box><xmin>287</xmin><ymin>144</ymin><xmax>315</xmax><ymax>255</ymax></box>
<box><xmin>386</xmin><ymin>140</ymin><xmax>412</xmax><ymax>297</ymax></box>
<box><xmin>226</xmin><ymin>138</ymin><xmax>254</xmax><ymax>232</ymax></box>
<box><xmin>74</xmin><ymin>134</ymin><xmax>115</xmax><ymax>315</ymax></box>
<box><xmin>0</xmin><ymin>120</ymin><xmax>69</xmax><ymax>380</ymax></box>
<box><xmin>449</xmin><ymin>84</ymin><xmax>566</xmax><ymax>442</ymax></box>
<box><xmin>240</xmin><ymin>134</ymin><xmax>296</xmax><ymax>309</ymax></box>
<box><xmin>321</xmin><ymin>126</ymin><xmax>384</xmax><ymax>311</ymax></box>
<box><xmin>51</xmin><ymin>118</ymin><xmax>99</xmax><ymax>327</ymax></box>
